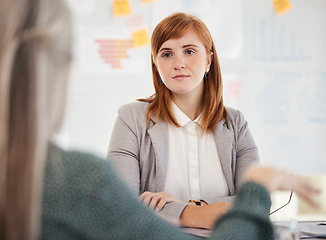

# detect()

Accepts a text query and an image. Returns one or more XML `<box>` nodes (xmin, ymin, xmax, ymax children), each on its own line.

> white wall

<box><xmin>59</xmin><ymin>0</ymin><xmax>326</xmax><ymax>175</ymax></box>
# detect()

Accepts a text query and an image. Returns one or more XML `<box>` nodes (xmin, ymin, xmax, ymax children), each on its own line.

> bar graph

<box><xmin>95</xmin><ymin>39</ymin><xmax>133</xmax><ymax>69</ymax></box>
<box><xmin>251</xmin><ymin>14</ymin><xmax>310</xmax><ymax>63</ymax></box>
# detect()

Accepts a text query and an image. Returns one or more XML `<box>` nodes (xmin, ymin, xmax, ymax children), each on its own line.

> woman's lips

<box><xmin>173</xmin><ymin>75</ymin><xmax>189</xmax><ymax>80</ymax></box>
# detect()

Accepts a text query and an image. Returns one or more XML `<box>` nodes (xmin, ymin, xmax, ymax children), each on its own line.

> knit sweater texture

<box><xmin>41</xmin><ymin>144</ymin><xmax>274</xmax><ymax>239</ymax></box>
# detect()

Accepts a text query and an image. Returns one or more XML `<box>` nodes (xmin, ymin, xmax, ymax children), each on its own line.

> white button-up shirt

<box><xmin>164</xmin><ymin>103</ymin><xmax>228</xmax><ymax>202</ymax></box>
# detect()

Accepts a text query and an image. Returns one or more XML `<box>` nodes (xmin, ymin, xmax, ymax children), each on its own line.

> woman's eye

<box><xmin>162</xmin><ymin>52</ymin><xmax>172</xmax><ymax>58</ymax></box>
<box><xmin>185</xmin><ymin>49</ymin><xmax>195</xmax><ymax>55</ymax></box>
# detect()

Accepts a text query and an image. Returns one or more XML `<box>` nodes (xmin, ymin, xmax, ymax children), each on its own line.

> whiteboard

<box><xmin>58</xmin><ymin>0</ymin><xmax>326</xmax><ymax>174</ymax></box>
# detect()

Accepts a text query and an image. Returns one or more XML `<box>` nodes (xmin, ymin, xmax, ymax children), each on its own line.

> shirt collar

<box><xmin>171</xmin><ymin>102</ymin><xmax>201</xmax><ymax>127</ymax></box>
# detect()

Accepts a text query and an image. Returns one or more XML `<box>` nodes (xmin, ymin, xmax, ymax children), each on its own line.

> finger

<box><xmin>148</xmin><ymin>194</ymin><xmax>161</xmax><ymax>210</ymax></box>
<box><xmin>156</xmin><ymin>198</ymin><xmax>168</xmax><ymax>212</ymax></box>
<box><xmin>297</xmin><ymin>190</ymin><xmax>321</xmax><ymax>209</ymax></box>
<box><xmin>139</xmin><ymin>191</ymin><xmax>150</xmax><ymax>201</ymax></box>
<box><xmin>150</xmin><ymin>193</ymin><xmax>173</xmax><ymax>211</ymax></box>
<box><xmin>294</xmin><ymin>178</ymin><xmax>321</xmax><ymax>208</ymax></box>
<box><xmin>140</xmin><ymin>192</ymin><xmax>155</xmax><ymax>207</ymax></box>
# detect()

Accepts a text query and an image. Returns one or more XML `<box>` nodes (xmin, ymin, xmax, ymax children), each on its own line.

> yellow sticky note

<box><xmin>132</xmin><ymin>29</ymin><xmax>150</xmax><ymax>47</ymax></box>
<box><xmin>272</xmin><ymin>0</ymin><xmax>292</xmax><ymax>15</ymax></box>
<box><xmin>113</xmin><ymin>0</ymin><xmax>131</xmax><ymax>16</ymax></box>
<box><xmin>298</xmin><ymin>175</ymin><xmax>326</xmax><ymax>215</ymax></box>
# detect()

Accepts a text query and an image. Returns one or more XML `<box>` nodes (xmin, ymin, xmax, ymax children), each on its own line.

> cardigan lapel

<box><xmin>147</xmin><ymin>119</ymin><xmax>169</xmax><ymax>192</ymax></box>
<box><xmin>213</xmin><ymin>120</ymin><xmax>235</xmax><ymax>195</ymax></box>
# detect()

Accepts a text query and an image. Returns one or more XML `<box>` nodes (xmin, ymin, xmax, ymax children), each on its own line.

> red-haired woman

<box><xmin>108</xmin><ymin>12</ymin><xmax>260</xmax><ymax>230</ymax></box>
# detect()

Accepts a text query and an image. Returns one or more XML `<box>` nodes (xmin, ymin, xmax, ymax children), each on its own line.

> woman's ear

<box><xmin>206</xmin><ymin>51</ymin><xmax>213</xmax><ymax>70</ymax></box>
<box><xmin>152</xmin><ymin>55</ymin><xmax>159</xmax><ymax>72</ymax></box>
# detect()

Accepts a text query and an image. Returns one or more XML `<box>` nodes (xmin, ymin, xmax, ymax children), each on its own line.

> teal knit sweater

<box><xmin>41</xmin><ymin>145</ymin><xmax>274</xmax><ymax>239</ymax></box>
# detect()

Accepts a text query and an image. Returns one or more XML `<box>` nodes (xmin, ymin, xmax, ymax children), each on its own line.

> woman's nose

<box><xmin>173</xmin><ymin>54</ymin><xmax>186</xmax><ymax>70</ymax></box>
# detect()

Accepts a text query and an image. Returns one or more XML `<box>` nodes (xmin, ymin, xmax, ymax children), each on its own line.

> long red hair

<box><xmin>139</xmin><ymin>12</ymin><xmax>227</xmax><ymax>133</ymax></box>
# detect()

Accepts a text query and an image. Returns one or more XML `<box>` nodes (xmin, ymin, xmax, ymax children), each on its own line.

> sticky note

<box><xmin>272</xmin><ymin>0</ymin><xmax>292</xmax><ymax>15</ymax></box>
<box><xmin>113</xmin><ymin>0</ymin><xmax>131</xmax><ymax>16</ymax></box>
<box><xmin>298</xmin><ymin>175</ymin><xmax>326</xmax><ymax>215</ymax></box>
<box><xmin>132</xmin><ymin>29</ymin><xmax>150</xmax><ymax>47</ymax></box>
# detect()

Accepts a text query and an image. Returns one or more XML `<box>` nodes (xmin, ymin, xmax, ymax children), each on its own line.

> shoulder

<box><xmin>115</xmin><ymin>101</ymin><xmax>151</xmax><ymax>132</ymax></box>
<box><xmin>225</xmin><ymin>106</ymin><xmax>244</xmax><ymax>120</ymax></box>
<box><xmin>45</xmin><ymin>144</ymin><xmax>115</xmax><ymax>188</ymax></box>
<box><xmin>224</xmin><ymin>106</ymin><xmax>247</xmax><ymax>131</ymax></box>
<box><xmin>42</xmin><ymin>144</ymin><xmax>132</xmax><ymax>237</ymax></box>
<box><xmin>118</xmin><ymin>101</ymin><xmax>149</xmax><ymax>122</ymax></box>
<box><xmin>118</xmin><ymin>101</ymin><xmax>149</xmax><ymax>115</ymax></box>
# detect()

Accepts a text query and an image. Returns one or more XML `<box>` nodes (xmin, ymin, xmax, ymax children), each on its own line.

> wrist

<box><xmin>179</xmin><ymin>205</ymin><xmax>202</xmax><ymax>228</ymax></box>
<box><xmin>188</xmin><ymin>200</ymin><xmax>207</xmax><ymax>206</ymax></box>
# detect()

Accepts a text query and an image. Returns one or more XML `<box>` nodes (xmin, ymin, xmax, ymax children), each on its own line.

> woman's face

<box><xmin>154</xmin><ymin>29</ymin><xmax>212</xmax><ymax>101</ymax></box>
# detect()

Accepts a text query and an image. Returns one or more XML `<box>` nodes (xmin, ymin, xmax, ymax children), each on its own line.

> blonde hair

<box><xmin>139</xmin><ymin>12</ymin><xmax>227</xmax><ymax>133</ymax></box>
<box><xmin>0</xmin><ymin>0</ymin><xmax>72</xmax><ymax>239</ymax></box>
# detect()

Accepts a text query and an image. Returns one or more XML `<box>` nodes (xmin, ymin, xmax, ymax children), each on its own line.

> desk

<box><xmin>273</xmin><ymin>221</ymin><xmax>326</xmax><ymax>239</ymax></box>
<box><xmin>183</xmin><ymin>221</ymin><xmax>326</xmax><ymax>239</ymax></box>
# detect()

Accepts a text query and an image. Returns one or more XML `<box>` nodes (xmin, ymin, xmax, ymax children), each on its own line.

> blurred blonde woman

<box><xmin>0</xmin><ymin>0</ymin><xmax>71</xmax><ymax>239</ymax></box>
<box><xmin>0</xmin><ymin>1</ymin><xmax>320</xmax><ymax>240</ymax></box>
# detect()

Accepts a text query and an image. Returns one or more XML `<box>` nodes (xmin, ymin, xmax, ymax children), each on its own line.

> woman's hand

<box><xmin>180</xmin><ymin>201</ymin><xmax>232</xmax><ymax>229</ymax></box>
<box><xmin>244</xmin><ymin>166</ymin><xmax>321</xmax><ymax>208</ymax></box>
<box><xmin>139</xmin><ymin>191</ymin><xmax>185</xmax><ymax>212</ymax></box>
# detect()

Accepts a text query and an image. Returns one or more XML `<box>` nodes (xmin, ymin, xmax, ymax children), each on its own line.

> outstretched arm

<box><xmin>244</xmin><ymin>166</ymin><xmax>321</xmax><ymax>208</ymax></box>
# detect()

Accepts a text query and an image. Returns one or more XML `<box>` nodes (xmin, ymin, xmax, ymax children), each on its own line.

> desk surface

<box><xmin>273</xmin><ymin>221</ymin><xmax>326</xmax><ymax>239</ymax></box>
<box><xmin>183</xmin><ymin>221</ymin><xmax>326</xmax><ymax>239</ymax></box>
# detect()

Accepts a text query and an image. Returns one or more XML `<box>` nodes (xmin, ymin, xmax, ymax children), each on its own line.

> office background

<box><xmin>57</xmin><ymin>0</ymin><xmax>326</xmax><ymax>176</ymax></box>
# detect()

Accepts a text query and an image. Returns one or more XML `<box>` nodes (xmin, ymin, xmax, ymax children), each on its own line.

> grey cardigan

<box><xmin>107</xmin><ymin>101</ymin><xmax>259</xmax><ymax>221</ymax></box>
